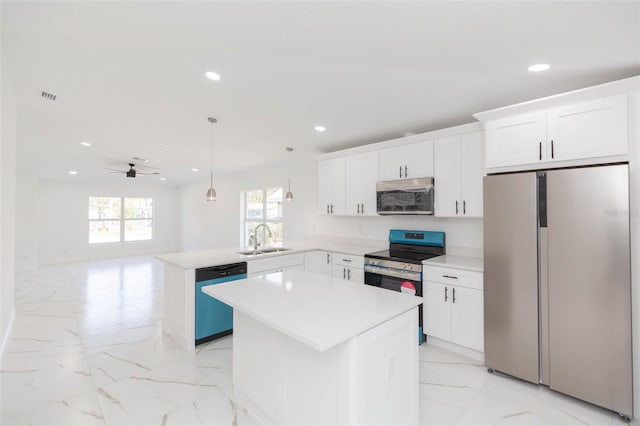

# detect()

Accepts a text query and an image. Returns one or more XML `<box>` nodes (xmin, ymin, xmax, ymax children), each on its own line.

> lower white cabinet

<box><xmin>423</xmin><ymin>266</ymin><xmax>484</xmax><ymax>352</ymax></box>
<box><xmin>331</xmin><ymin>264</ymin><xmax>364</xmax><ymax>283</ymax></box>
<box><xmin>248</xmin><ymin>253</ymin><xmax>305</xmax><ymax>276</ymax></box>
<box><xmin>331</xmin><ymin>253</ymin><xmax>364</xmax><ymax>283</ymax></box>
<box><xmin>305</xmin><ymin>251</ymin><xmax>364</xmax><ymax>283</ymax></box>
<box><xmin>304</xmin><ymin>251</ymin><xmax>332</xmax><ymax>275</ymax></box>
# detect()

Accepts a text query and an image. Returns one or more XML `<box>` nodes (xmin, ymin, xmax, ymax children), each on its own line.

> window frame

<box><xmin>88</xmin><ymin>196</ymin><xmax>154</xmax><ymax>244</ymax></box>
<box><xmin>242</xmin><ymin>187</ymin><xmax>283</xmax><ymax>247</ymax></box>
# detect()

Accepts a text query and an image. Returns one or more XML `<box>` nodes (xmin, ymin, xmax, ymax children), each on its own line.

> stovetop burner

<box><xmin>365</xmin><ymin>249</ymin><xmax>440</xmax><ymax>264</ymax></box>
<box><xmin>365</xmin><ymin>229</ymin><xmax>446</xmax><ymax>265</ymax></box>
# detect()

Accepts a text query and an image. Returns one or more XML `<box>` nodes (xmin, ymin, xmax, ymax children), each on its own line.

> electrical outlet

<box><xmin>386</xmin><ymin>352</ymin><xmax>395</xmax><ymax>382</ymax></box>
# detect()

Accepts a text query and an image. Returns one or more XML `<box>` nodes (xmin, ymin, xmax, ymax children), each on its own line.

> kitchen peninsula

<box><xmin>203</xmin><ymin>269</ymin><xmax>422</xmax><ymax>426</ymax></box>
<box><xmin>156</xmin><ymin>240</ymin><xmax>386</xmax><ymax>351</ymax></box>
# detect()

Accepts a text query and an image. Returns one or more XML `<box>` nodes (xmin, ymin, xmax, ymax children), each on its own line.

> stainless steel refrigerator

<box><xmin>483</xmin><ymin>164</ymin><xmax>633</xmax><ymax>419</ymax></box>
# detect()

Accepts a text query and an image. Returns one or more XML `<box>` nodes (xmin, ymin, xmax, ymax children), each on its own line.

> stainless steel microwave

<box><xmin>376</xmin><ymin>177</ymin><xmax>434</xmax><ymax>215</ymax></box>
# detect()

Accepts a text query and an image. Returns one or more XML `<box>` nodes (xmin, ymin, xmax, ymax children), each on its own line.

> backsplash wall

<box><xmin>309</xmin><ymin>214</ymin><xmax>483</xmax><ymax>250</ymax></box>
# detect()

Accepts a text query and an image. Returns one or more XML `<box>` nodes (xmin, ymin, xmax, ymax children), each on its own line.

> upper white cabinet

<box><xmin>547</xmin><ymin>95</ymin><xmax>627</xmax><ymax>161</ymax></box>
<box><xmin>379</xmin><ymin>140</ymin><xmax>434</xmax><ymax>181</ymax></box>
<box><xmin>318</xmin><ymin>157</ymin><xmax>345</xmax><ymax>215</ymax></box>
<box><xmin>345</xmin><ymin>151</ymin><xmax>379</xmax><ymax>216</ymax></box>
<box><xmin>434</xmin><ymin>131</ymin><xmax>484</xmax><ymax>217</ymax></box>
<box><xmin>485</xmin><ymin>111</ymin><xmax>547</xmax><ymax>168</ymax></box>
<box><xmin>484</xmin><ymin>95</ymin><xmax>628</xmax><ymax>169</ymax></box>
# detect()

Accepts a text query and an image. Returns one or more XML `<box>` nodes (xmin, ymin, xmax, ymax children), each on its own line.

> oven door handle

<box><xmin>364</xmin><ymin>264</ymin><xmax>421</xmax><ymax>281</ymax></box>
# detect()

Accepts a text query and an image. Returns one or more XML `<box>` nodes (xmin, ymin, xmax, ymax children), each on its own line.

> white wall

<box><xmin>15</xmin><ymin>170</ymin><xmax>38</xmax><ymax>272</ymax></box>
<box><xmin>1</xmin><ymin>4</ymin><xmax>17</xmax><ymax>350</ymax></box>
<box><xmin>180</xmin><ymin>153</ymin><xmax>483</xmax><ymax>252</ymax></box>
<box><xmin>312</xmin><ymin>215</ymin><xmax>483</xmax><ymax>250</ymax></box>
<box><xmin>180</xmin><ymin>157</ymin><xmax>317</xmax><ymax>251</ymax></box>
<box><xmin>37</xmin><ymin>180</ymin><xmax>180</xmax><ymax>265</ymax></box>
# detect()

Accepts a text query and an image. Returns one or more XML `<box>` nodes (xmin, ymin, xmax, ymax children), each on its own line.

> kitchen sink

<box><xmin>236</xmin><ymin>248</ymin><xmax>292</xmax><ymax>256</ymax></box>
<box><xmin>259</xmin><ymin>248</ymin><xmax>292</xmax><ymax>254</ymax></box>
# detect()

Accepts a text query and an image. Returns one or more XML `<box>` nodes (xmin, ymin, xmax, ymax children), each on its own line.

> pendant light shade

<box><xmin>206</xmin><ymin>117</ymin><xmax>217</xmax><ymax>202</ymax></box>
<box><xmin>206</xmin><ymin>187</ymin><xmax>217</xmax><ymax>201</ymax></box>
<box><xmin>285</xmin><ymin>147</ymin><xmax>294</xmax><ymax>203</ymax></box>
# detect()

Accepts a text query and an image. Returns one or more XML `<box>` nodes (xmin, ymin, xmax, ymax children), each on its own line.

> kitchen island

<box><xmin>203</xmin><ymin>269</ymin><xmax>422</xmax><ymax>426</ymax></box>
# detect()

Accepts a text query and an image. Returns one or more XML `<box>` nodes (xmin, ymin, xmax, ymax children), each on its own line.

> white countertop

<box><xmin>156</xmin><ymin>240</ymin><xmax>386</xmax><ymax>269</ymax></box>
<box><xmin>202</xmin><ymin>269</ymin><xmax>422</xmax><ymax>352</ymax></box>
<box><xmin>423</xmin><ymin>255</ymin><xmax>484</xmax><ymax>272</ymax></box>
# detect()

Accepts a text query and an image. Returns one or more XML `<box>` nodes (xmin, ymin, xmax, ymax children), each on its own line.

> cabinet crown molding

<box><xmin>473</xmin><ymin>75</ymin><xmax>639</xmax><ymax>123</ymax></box>
<box><xmin>316</xmin><ymin>122</ymin><xmax>482</xmax><ymax>161</ymax></box>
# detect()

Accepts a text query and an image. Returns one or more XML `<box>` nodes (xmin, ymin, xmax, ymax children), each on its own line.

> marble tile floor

<box><xmin>0</xmin><ymin>256</ymin><xmax>631</xmax><ymax>425</ymax></box>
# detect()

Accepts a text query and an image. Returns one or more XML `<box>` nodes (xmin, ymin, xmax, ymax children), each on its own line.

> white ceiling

<box><xmin>3</xmin><ymin>1</ymin><xmax>639</xmax><ymax>185</ymax></box>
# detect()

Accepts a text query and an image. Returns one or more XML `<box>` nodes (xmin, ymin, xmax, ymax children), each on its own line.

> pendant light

<box><xmin>285</xmin><ymin>147</ymin><xmax>294</xmax><ymax>203</ymax></box>
<box><xmin>206</xmin><ymin>117</ymin><xmax>217</xmax><ymax>201</ymax></box>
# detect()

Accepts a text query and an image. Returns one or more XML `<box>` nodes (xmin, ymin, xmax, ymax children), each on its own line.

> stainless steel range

<box><xmin>364</xmin><ymin>229</ymin><xmax>445</xmax><ymax>344</ymax></box>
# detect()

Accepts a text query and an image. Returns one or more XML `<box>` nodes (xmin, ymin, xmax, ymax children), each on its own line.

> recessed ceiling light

<box><xmin>80</xmin><ymin>141</ymin><xmax>91</xmax><ymax>147</ymax></box>
<box><xmin>528</xmin><ymin>63</ymin><xmax>551</xmax><ymax>72</ymax></box>
<box><xmin>314</xmin><ymin>126</ymin><xmax>326</xmax><ymax>132</ymax></box>
<box><xmin>68</xmin><ymin>170</ymin><xmax>77</xmax><ymax>175</ymax></box>
<box><xmin>205</xmin><ymin>71</ymin><xmax>221</xmax><ymax>81</ymax></box>
<box><xmin>160</xmin><ymin>177</ymin><xmax>167</xmax><ymax>181</ymax></box>
<box><xmin>192</xmin><ymin>168</ymin><xmax>199</xmax><ymax>172</ymax></box>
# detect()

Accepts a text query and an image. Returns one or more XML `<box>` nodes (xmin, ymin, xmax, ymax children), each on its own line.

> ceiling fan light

<box><xmin>206</xmin><ymin>187</ymin><xmax>217</xmax><ymax>201</ymax></box>
<box><xmin>285</xmin><ymin>190</ymin><xmax>294</xmax><ymax>203</ymax></box>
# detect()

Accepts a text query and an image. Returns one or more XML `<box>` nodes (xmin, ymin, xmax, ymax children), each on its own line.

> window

<box><xmin>242</xmin><ymin>187</ymin><xmax>283</xmax><ymax>247</ymax></box>
<box><xmin>89</xmin><ymin>197</ymin><xmax>153</xmax><ymax>244</ymax></box>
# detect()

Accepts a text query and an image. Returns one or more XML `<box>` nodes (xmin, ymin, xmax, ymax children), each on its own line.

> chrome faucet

<box><xmin>253</xmin><ymin>223</ymin><xmax>273</xmax><ymax>252</ymax></box>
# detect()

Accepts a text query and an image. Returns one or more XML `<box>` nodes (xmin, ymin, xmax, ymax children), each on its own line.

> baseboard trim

<box><xmin>425</xmin><ymin>335</ymin><xmax>485</xmax><ymax>363</ymax></box>
<box><xmin>0</xmin><ymin>309</ymin><xmax>16</xmax><ymax>359</ymax></box>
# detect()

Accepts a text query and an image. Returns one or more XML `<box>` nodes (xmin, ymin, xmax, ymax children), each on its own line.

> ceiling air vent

<box><xmin>41</xmin><ymin>91</ymin><xmax>57</xmax><ymax>101</ymax></box>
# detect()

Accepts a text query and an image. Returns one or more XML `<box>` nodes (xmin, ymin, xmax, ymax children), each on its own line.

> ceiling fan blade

<box><xmin>105</xmin><ymin>168</ymin><xmax>126</xmax><ymax>172</ymax></box>
<box><xmin>137</xmin><ymin>171</ymin><xmax>160</xmax><ymax>175</ymax></box>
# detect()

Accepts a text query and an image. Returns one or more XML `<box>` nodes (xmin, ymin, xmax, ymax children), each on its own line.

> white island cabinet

<box><xmin>203</xmin><ymin>269</ymin><xmax>422</xmax><ymax>426</ymax></box>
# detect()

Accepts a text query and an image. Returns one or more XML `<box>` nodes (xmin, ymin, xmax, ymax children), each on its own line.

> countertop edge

<box><xmin>422</xmin><ymin>255</ymin><xmax>484</xmax><ymax>273</ymax></box>
<box><xmin>202</xmin><ymin>285</ymin><xmax>422</xmax><ymax>352</ymax></box>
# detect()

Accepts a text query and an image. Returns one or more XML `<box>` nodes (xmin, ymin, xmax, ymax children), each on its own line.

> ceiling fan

<box><xmin>106</xmin><ymin>163</ymin><xmax>160</xmax><ymax>178</ymax></box>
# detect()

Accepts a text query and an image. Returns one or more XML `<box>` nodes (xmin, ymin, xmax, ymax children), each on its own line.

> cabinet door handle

<box><xmin>330</xmin><ymin>204</ymin><xmax>334</xmax><ymax>214</ymax></box>
<box><xmin>443</xmin><ymin>274</ymin><xmax>458</xmax><ymax>279</ymax></box>
<box><xmin>327</xmin><ymin>204</ymin><xmax>330</xmax><ymax>214</ymax></box>
<box><xmin>347</xmin><ymin>268</ymin><xmax>351</xmax><ymax>280</ymax></box>
<box><xmin>463</xmin><ymin>200</ymin><xmax>466</xmax><ymax>215</ymax></box>
<box><xmin>452</xmin><ymin>288</ymin><xmax>456</xmax><ymax>304</ymax></box>
<box><xmin>342</xmin><ymin>258</ymin><xmax>352</xmax><ymax>262</ymax></box>
<box><xmin>399</xmin><ymin>166</ymin><xmax>403</xmax><ymax>178</ymax></box>
<box><xmin>455</xmin><ymin>200</ymin><xmax>459</xmax><ymax>215</ymax></box>
<box><xmin>444</xmin><ymin>286</ymin><xmax>448</xmax><ymax>302</ymax></box>
<box><xmin>361</xmin><ymin>204</ymin><xmax>365</xmax><ymax>214</ymax></box>
<box><xmin>357</xmin><ymin>203</ymin><xmax>360</xmax><ymax>214</ymax></box>
<box><xmin>343</xmin><ymin>267</ymin><xmax>346</xmax><ymax>279</ymax></box>
<box><xmin>539</xmin><ymin>142</ymin><xmax>542</xmax><ymax>161</ymax></box>
<box><xmin>326</xmin><ymin>253</ymin><xmax>330</xmax><ymax>264</ymax></box>
<box><xmin>551</xmin><ymin>140</ymin><xmax>554</xmax><ymax>159</ymax></box>
<box><xmin>404</xmin><ymin>165</ymin><xmax>408</xmax><ymax>177</ymax></box>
